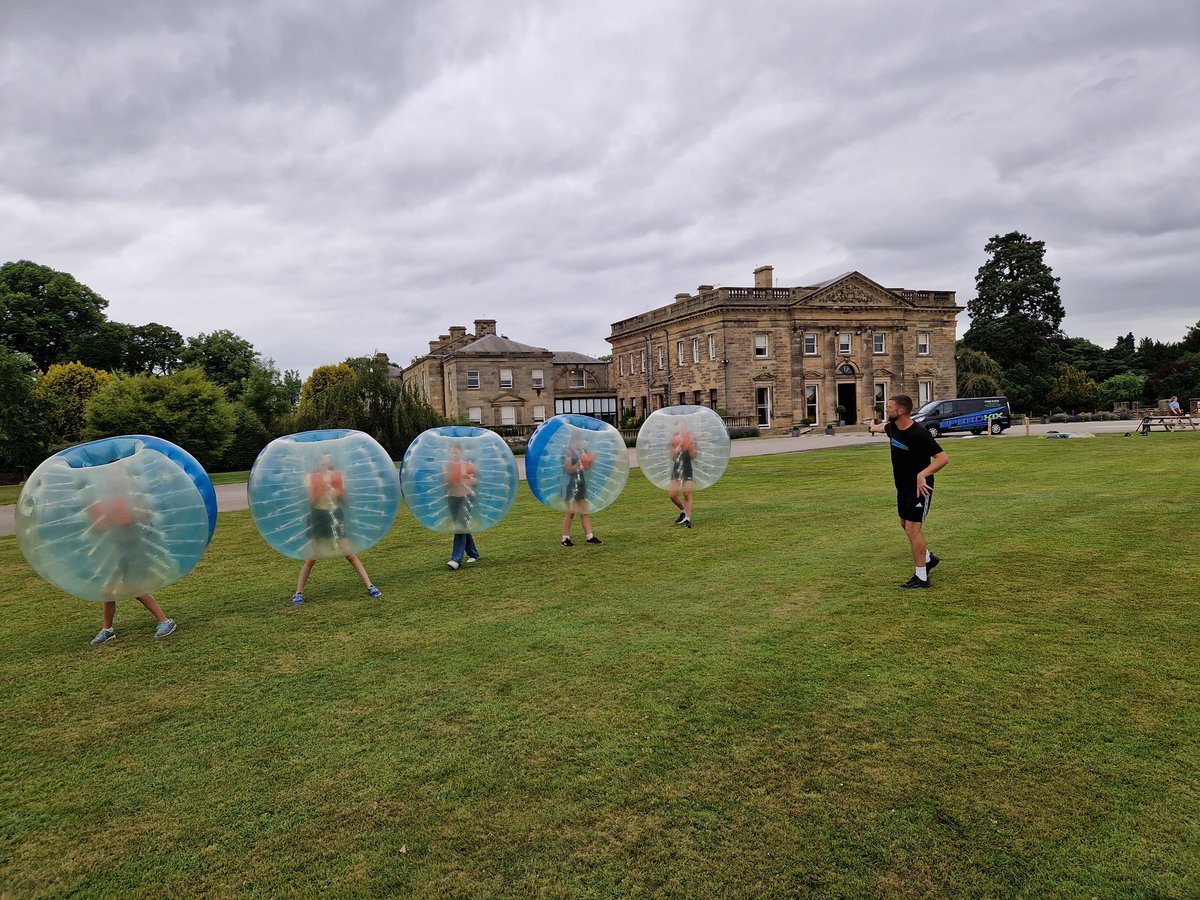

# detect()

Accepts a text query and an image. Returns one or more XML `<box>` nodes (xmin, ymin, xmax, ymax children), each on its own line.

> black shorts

<box><xmin>310</xmin><ymin>506</ymin><xmax>346</xmax><ymax>542</ymax></box>
<box><xmin>897</xmin><ymin>491</ymin><xmax>933</xmax><ymax>524</ymax></box>
<box><xmin>671</xmin><ymin>453</ymin><xmax>694</xmax><ymax>483</ymax></box>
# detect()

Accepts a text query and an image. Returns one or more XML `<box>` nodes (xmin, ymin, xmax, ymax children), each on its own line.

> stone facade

<box><xmin>607</xmin><ymin>268</ymin><xmax>962</xmax><ymax>430</ymax></box>
<box><xmin>402</xmin><ymin>320</ymin><xmax>616</xmax><ymax>426</ymax></box>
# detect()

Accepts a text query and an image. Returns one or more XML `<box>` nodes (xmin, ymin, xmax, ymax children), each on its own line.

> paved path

<box><xmin>0</xmin><ymin>421</ymin><xmax>1148</xmax><ymax>537</ymax></box>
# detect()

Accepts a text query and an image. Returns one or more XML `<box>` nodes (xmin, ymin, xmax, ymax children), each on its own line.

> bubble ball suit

<box><xmin>15</xmin><ymin>435</ymin><xmax>217</xmax><ymax>602</ymax></box>
<box><xmin>525</xmin><ymin>414</ymin><xmax>629</xmax><ymax>513</ymax></box>
<box><xmin>636</xmin><ymin>405</ymin><xmax>731</xmax><ymax>491</ymax></box>
<box><xmin>400</xmin><ymin>426</ymin><xmax>519</xmax><ymax>533</ymax></box>
<box><xmin>248</xmin><ymin>429</ymin><xmax>400</xmax><ymax>560</ymax></box>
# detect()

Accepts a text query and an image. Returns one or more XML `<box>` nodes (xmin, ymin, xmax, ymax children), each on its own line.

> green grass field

<box><xmin>2</xmin><ymin>436</ymin><xmax>1197</xmax><ymax>896</ymax></box>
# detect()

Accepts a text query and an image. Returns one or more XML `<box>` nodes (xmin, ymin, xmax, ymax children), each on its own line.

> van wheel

<box><xmin>970</xmin><ymin>428</ymin><xmax>984</xmax><ymax>435</ymax></box>
<box><xmin>990</xmin><ymin>421</ymin><xmax>1003</xmax><ymax>434</ymax></box>
<box><xmin>927</xmin><ymin>425</ymin><xmax>940</xmax><ymax>439</ymax></box>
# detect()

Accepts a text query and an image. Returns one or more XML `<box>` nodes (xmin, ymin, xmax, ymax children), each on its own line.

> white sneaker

<box><xmin>447</xmin><ymin>559</ymin><xmax>460</xmax><ymax>570</ymax></box>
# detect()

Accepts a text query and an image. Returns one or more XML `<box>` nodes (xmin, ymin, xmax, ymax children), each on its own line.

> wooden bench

<box><xmin>1137</xmin><ymin>415</ymin><xmax>1198</xmax><ymax>434</ymax></box>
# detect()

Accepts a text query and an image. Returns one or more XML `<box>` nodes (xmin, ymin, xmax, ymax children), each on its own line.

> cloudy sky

<box><xmin>2</xmin><ymin>0</ymin><xmax>1197</xmax><ymax>378</ymax></box>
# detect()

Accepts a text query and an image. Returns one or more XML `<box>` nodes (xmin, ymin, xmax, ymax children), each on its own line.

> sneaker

<box><xmin>561</xmin><ymin>538</ymin><xmax>574</xmax><ymax>547</ymax></box>
<box><xmin>291</xmin><ymin>592</ymin><xmax>305</xmax><ymax>605</ymax></box>
<box><xmin>585</xmin><ymin>535</ymin><xmax>602</xmax><ymax>544</ymax></box>
<box><xmin>447</xmin><ymin>559</ymin><xmax>460</xmax><ymax>570</ymax></box>
<box><xmin>927</xmin><ymin>554</ymin><xmax>940</xmax><ymax>571</ymax></box>
<box><xmin>367</xmin><ymin>584</ymin><xmax>382</xmax><ymax>597</ymax></box>
<box><xmin>682</xmin><ymin>518</ymin><xmax>692</xmax><ymax>529</ymax></box>
<box><xmin>155</xmin><ymin>619</ymin><xmax>177</xmax><ymax>638</ymax></box>
<box><xmin>465</xmin><ymin>556</ymin><xmax>479</xmax><ymax>564</ymax></box>
<box><xmin>901</xmin><ymin>575</ymin><xmax>930</xmax><ymax>589</ymax></box>
<box><xmin>90</xmin><ymin>628</ymin><xmax>116</xmax><ymax>646</ymax></box>
<box><xmin>674</xmin><ymin>511</ymin><xmax>687</xmax><ymax>525</ymax></box>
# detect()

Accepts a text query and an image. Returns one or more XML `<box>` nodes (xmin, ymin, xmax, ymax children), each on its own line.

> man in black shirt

<box><xmin>868</xmin><ymin>394</ymin><xmax>949</xmax><ymax>588</ymax></box>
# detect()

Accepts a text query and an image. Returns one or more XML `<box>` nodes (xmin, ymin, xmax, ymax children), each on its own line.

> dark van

<box><xmin>911</xmin><ymin>396</ymin><xmax>1011</xmax><ymax>438</ymax></box>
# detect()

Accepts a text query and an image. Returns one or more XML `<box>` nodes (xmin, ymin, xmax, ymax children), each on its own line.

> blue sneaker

<box><xmin>155</xmin><ymin>619</ymin><xmax>177</xmax><ymax>638</ymax></box>
<box><xmin>291</xmin><ymin>592</ymin><xmax>305</xmax><ymax>605</ymax></box>
<box><xmin>90</xmin><ymin>628</ymin><xmax>116</xmax><ymax>646</ymax></box>
<box><xmin>367</xmin><ymin>585</ymin><xmax>382</xmax><ymax>597</ymax></box>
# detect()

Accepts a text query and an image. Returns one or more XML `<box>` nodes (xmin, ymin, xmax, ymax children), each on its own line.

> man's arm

<box><xmin>868</xmin><ymin>420</ymin><xmax>887</xmax><ymax>435</ymax></box>
<box><xmin>916</xmin><ymin>450</ymin><xmax>949</xmax><ymax>497</ymax></box>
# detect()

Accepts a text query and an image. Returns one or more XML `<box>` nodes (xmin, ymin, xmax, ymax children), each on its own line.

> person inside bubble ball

<box><xmin>88</xmin><ymin>467</ymin><xmax>176</xmax><ymax>645</ymax></box>
<box><xmin>561</xmin><ymin>433</ymin><xmax>601</xmax><ymax>547</ymax></box>
<box><xmin>291</xmin><ymin>452</ymin><xmax>381</xmax><ymax>605</ymax></box>
<box><xmin>443</xmin><ymin>443</ymin><xmax>480</xmax><ymax>570</ymax></box>
<box><xmin>668</xmin><ymin>420</ymin><xmax>698</xmax><ymax>528</ymax></box>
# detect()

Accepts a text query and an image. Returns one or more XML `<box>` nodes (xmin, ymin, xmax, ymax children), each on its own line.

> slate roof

<box><xmin>456</xmin><ymin>334</ymin><xmax>550</xmax><ymax>355</ymax></box>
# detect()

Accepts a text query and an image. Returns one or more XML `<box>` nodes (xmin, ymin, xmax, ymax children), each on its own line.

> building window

<box><xmin>710</xmin><ymin>388</ymin><xmax>718</xmax><ymax>408</ymax></box>
<box><xmin>804</xmin><ymin>333</ymin><xmax>817</xmax><ymax>355</ymax></box>
<box><xmin>678</xmin><ymin>392</ymin><xmax>685</xmax><ymax>405</ymax></box>
<box><xmin>839</xmin><ymin>333</ymin><xmax>851</xmax><ymax>355</ymax></box>
<box><xmin>874</xmin><ymin>382</ymin><xmax>887</xmax><ymax>405</ymax></box>
<box><xmin>919</xmin><ymin>381</ymin><xmax>933</xmax><ymax>406</ymax></box>
<box><xmin>754</xmin><ymin>333</ymin><xmax>769</xmax><ymax>358</ymax></box>
<box><xmin>918</xmin><ymin>332</ymin><xmax>931</xmax><ymax>356</ymax></box>
<box><xmin>693</xmin><ymin>390</ymin><xmax>701</xmax><ymax>405</ymax></box>
<box><xmin>500</xmin><ymin>406</ymin><xmax>516</xmax><ymax>426</ymax></box>
<box><xmin>677</xmin><ymin>341</ymin><xmax>685</xmax><ymax>366</ymax></box>
<box><xmin>657</xmin><ymin>346</ymin><xmax>664</xmax><ymax>370</ymax></box>
<box><xmin>692</xmin><ymin>337</ymin><xmax>700</xmax><ymax>363</ymax></box>
<box><xmin>533</xmin><ymin>404</ymin><xmax>546</xmax><ymax>423</ymax></box>
<box><xmin>500</xmin><ymin>368</ymin><xmax>513</xmax><ymax>389</ymax></box>
<box><xmin>708</xmin><ymin>334</ymin><xmax>716</xmax><ymax>359</ymax></box>
<box><xmin>630</xmin><ymin>353</ymin><xmax>636</xmax><ymax>374</ymax></box>
<box><xmin>467</xmin><ymin>406</ymin><xmax>482</xmax><ymax>424</ymax></box>
<box><xmin>532</xmin><ymin>368</ymin><xmax>544</xmax><ymax>389</ymax></box>
<box><xmin>618</xmin><ymin>356</ymin><xmax>624</xmax><ymax>377</ymax></box>
<box><xmin>756</xmin><ymin>386</ymin><xmax>772</xmax><ymax>427</ymax></box>
<box><xmin>467</xmin><ymin>370</ymin><xmax>480</xmax><ymax>390</ymax></box>
<box><xmin>805</xmin><ymin>385</ymin><xmax>819</xmax><ymax>423</ymax></box>
<box><xmin>874</xmin><ymin>333</ymin><xmax>886</xmax><ymax>354</ymax></box>
<box><xmin>640</xmin><ymin>350</ymin><xmax>646</xmax><ymax>373</ymax></box>
<box><xmin>571</xmin><ymin>370</ymin><xmax>586</xmax><ymax>388</ymax></box>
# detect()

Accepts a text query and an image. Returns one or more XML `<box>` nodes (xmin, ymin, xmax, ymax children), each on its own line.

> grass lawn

<box><xmin>1</xmin><ymin>435</ymin><xmax>1197</xmax><ymax>896</ymax></box>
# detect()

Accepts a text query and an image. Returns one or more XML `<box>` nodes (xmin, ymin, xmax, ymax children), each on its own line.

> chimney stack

<box><xmin>474</xmin><ymin>319</ymin><xmax>497</xmax><ymax>337</ymax></box>
<box><xmin>754</xmin><ymin>265</ymin><xmax>774</xmax><ymax>289</ymax></box>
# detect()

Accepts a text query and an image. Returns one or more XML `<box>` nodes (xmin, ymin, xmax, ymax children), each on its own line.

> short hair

<box><xmin>890</xmin><ymin>394</ymin><xmax>914</xmax><ymax>413</ymax></box>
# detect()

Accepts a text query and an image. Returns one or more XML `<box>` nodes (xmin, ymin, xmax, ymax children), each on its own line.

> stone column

<box><xmin>825</xmin><ymin>328</ymin><xmax>839</xmax><ymax>423</ymax></box>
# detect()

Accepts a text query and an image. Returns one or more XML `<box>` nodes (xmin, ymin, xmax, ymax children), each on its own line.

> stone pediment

<box><xmin>804</xmin><ymin>370</ymin><xmax>823</xmax><ymax>380</ymax></box>
<box><xmin>874</xmin><ymin>367</ymin><xmax>896</xmax><ymax>378</ymax></box>
<box><xmin>751</xmin><ymin>371</ymin><xmax>777</xmax><ymax>383</ymax></box>
<box><xmin>794</xmin><ymin>272</ymin><xmax>915</xmax><ymax>310</ymax></box>
<box><xmin>490</xmin><ymin>392</ymin><xmax>526</xmax><ymax>405</ymax></box>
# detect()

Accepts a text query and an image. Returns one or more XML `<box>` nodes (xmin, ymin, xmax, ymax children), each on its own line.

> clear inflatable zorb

<box><xmin>248</xmin><ymin>429</ymin><xmax>400</xmax><ymax>560</ymax></box>
<box><xmin>525</xmin><ymin>414</ymin><xmax>629</xmax><ymax>513</ymax></box>
<box><xmin>636</xmin><ymin>405</ymin><xmax>730</xmax><ymax>491</ymax></box>
<box><xmin>401</xmin><ymin>426</ymin><xmax>519</xmax><ymax>533</ymax></box>
<box><xmin>15</xmin><ymin>435</ymin><xmax>217</xmax><ymax>602</ymax></box>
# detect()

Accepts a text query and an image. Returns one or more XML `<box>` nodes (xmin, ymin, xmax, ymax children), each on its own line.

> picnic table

<box><xmin>1137</xmin><ymin>415</ymin><xmax>1198</xmax><ymax>434</ymax></box>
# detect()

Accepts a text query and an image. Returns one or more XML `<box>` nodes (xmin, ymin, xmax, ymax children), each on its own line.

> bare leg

<box><xmin>902</xmin><ymin>519</ymin><xmax>928</xmax><ymax>567</ymax></box>
<box><xmin>345</xmin><ymin>554</ymin><xmax>372</xmax><ymax>587</ymax></box>
<box><xmin>683</xmin><ymin>485</ymin><xmax>693</xmax><ymax>518</ymax></box>
<box><xmin>562</xmin><ymin>512</ymin><xmax>574</xmax><ymax>536</ymax></box>
<box><xmin>668</xmin><ymin>486</ymin><xmax>684</xmax><ymax>511</ymax></box>
<box><xmin>580</xmin><ymin>513</ymin><xmax>593</xmax><ymax>535</ymax></box>
<box><xmin>102</xmin><ymin>601</ymin><xmax>116</xmax><ymax>630</ymax></box>
<box><xmin>296</xmin><ymin>559</ymin><xmax>316</xmax><ymax>593</ymax></box>
<box><xmin>135</xmin><ymin>594</ymin><xmax>169</xmax><ymax>623</ymax></box>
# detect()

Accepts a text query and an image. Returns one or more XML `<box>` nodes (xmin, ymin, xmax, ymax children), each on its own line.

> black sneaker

<box><xmin>901</xmin><ymin>575</ymin><xmax>930</xmax><ymax>589</ymax></box>
<box><xmin>585</xmin><ymin>535</ymin><xmax>602</xmax><ymax>544</ymax></box>
<box><xmin>561</xmin><ymin>537</ymin><xmax>574</xmax><ymax>547</ymax></box>
<box><xmin>682</xmin><ymin>518</ymin><xmax>692</xmax><ymax>528</ymax></box>
<box><xmin>927</xmin><ymin>554</ymin><xmax>940</xmax><ymax>571</ymax></box>
<box><xmin>674</xmin><ymin>511</ymin><xmax>687</xmax><ymax>525</ymax></box>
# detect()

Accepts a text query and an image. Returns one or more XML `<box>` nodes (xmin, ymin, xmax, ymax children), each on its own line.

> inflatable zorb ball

<box><xmin>15</xmin><ymin>435</ymin><xmax>217</xmax><ymax>602</ymax></box>
<box><xmin>401</xmin><ymin>426</ymin><xmax>519</xmax><ymax>533</ymax></box>
<box><xmin>525</xmin><ymin>414</ymin><xmax>629</xmax><ymax>513</ymax></box>
<box><xmin>248</xmin><ymin>429</ymin><xmax>400</xmax><ymax>560</ymax></box>
<box><xmin>636</xmin><ymin>405</ymin><xmax>731</xmax><ymax>491</ymax></box>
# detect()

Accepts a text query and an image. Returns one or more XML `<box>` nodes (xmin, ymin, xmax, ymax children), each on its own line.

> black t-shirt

<box><xmin>885</xmin><ymin>420</ymin><xmax>944</xmax><ymax>494</ymax></box>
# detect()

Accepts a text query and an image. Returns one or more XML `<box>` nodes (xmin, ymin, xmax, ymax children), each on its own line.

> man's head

<box><xmin>886</xmin><ymin>395</ymin><xmax>914</xmax><ymax>421</ymax></box>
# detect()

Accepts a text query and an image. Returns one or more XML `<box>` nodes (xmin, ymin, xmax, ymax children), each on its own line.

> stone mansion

<box><xmin>607</xmin><ymin>267</ymin><xmax>962</xmax><ymax>430</ymax></box>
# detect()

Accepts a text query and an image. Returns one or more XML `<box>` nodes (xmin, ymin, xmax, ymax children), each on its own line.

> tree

<box><xmin>1046</xmin><ymin>365</ymin><xmax>1098</xmax><ymax>413</ymax></box>
<box><xmin>70</xmin><ymin>320</ymin><xmax>131</xmax><ymax>372</ymax></box>
<box><xmin>32</xmin><ymin>362</ymin><xmax>112</xmax><ymax>448</ymax></box>
<box><xmin>1097</xmin><ymin>372</ymin><xmax>1146</xmax><ymax>409</ymax></box>
<box><xmin>126</xmin><ymin>322</ymin><xmax>184</xmax><ymax>374</ymax></box>
<box><xmin>1144</xmin><ymin>357</ymin><xmax>1200</xmax><ymax>407</ymax></box>
<box><xmin>84</xmin><ymin>368</ymin><xmax>236</xmax><ymax>470</ymax></box>
<box><xmin>955</xmin><ymin>347</ymin><xmax>1004</xmax><ymax>396</ymax></box>
<box><xmin>0</xmin><ymin>346</ymin><xmax>47</xmax><ymax>471</ymax></box>
<box><xmin>0</xmin><ymin>260</ymin><xmax>109</xmax><ymax>369</ymax></box>
<box><xmin>180</xmin><ymin>329</ymin><xmax>259</xmax><ymax>400</ymax></box>
<box><xmin>1180</xmin><ymin>319</ymin><xmax>1200</xmax><ymax>355</ymax></box>
<box><xmin>295</xmin><ymin>363</ymin><xmax>361</xmax><ymax>431</ymax></box>
<box><xmin>218</xmin><ymin>403</ymin><xmax>271</xmax><ymax>471</ymax></box>
<box><xmin>241</xmin><ymin>358</ymin><xmax>299</xmax><ymax>432</ymax></box>
<box><xmin>969</xmin><ymin>231</ymin><xmax>1064</xmax><ymax>330</ymax></box>
<box><xmin>1135</xmin><ymin>337</ymin><xmax>1180</xmax><ymax>375</ymax></box>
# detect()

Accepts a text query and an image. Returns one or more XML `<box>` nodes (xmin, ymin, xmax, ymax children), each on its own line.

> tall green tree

<box><xmin>955</xmin><ymin>346</ymin><xmax>1004</xmax><ymax>397</ymax></box>
<box><xmin>1180</xmin><ymin>319</ymin><xmax>1200</xmax><ymax>354</ymax></box>
<box><xmin>1097</xmin><ymin>372</ymin><xmax>1146</xmax><ymax>409</ymax></box>
<box><xmin>295</xmin><ymin>364</ymin><xmax>361</xmax><ymax>431</ymax></box>
<box><xmin>180</xmin><ymin>329</ymin><xmax>259</xmax><ymax>400</ymax></box>
<box><xmin>0</xmin><ymin>346</ymin><xmax>47</xmax><ymax>471</ymax></box>
<box><xmin>0</xmin><ymin>260</ymin><xmax>109</xmax><ymax>369</ymax></box>
<box><xmin>126</xmin><ymin>322</ymin><xmax>184</xmax><ymax>375</ymax></box>
<box><xmin>84</xmin><ymin>368</ymin><xmax>236</xmax><ymax>470</ymax></box>
<box><xmin>969</xmin><ymin>231</ymin><xmax>1064</xmax><ymax>330</ymax></box>
<box><xmin>1046</xmin><ymin>365</ymin><xmax>1098</xmax><ymax>413</ymax></box>
<box><xmin>32</xmin><ymin>362</ymin><xmax>112</xmax><ymax>448</ymax></box>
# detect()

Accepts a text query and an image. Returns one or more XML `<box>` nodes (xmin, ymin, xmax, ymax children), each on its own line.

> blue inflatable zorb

<box><xmin>635</xmin><ymin>405</ymin><xmax>731</xmax><ymax>491</ymax></box>
<box><xmin>15</xmin><ymin>435</ymin><xmax>217</xmax><ymax>602</ymax></box>
<box><xmin>248</xmin><ymin>429</ymin><xmax>400</xmax><ymax>560</ymax></box>
<box><xmin>525</xmin><ymin>414</ymin><xmax>629</xmax><ymax>513</ymax></box>
<box><xmin>400</xmin><ymin>426</ymin><xmax>519</xmax><ymax>533</ymax></box>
